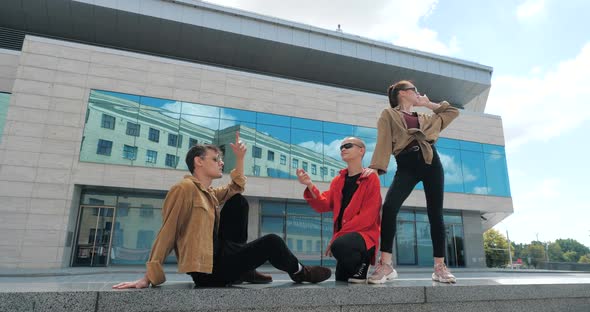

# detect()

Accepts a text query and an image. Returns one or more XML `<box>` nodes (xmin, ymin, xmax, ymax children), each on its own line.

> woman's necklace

<box><xmin>401</xmin><ymin>110</ymin><xmax>413</xmax><ymax>115</ymax></box>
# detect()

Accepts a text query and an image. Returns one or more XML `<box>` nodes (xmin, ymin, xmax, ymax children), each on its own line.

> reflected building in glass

<box><xmin>0</xmin><ymin>0</ymin><xmax>511</xmax><ymax>269</ymax></box>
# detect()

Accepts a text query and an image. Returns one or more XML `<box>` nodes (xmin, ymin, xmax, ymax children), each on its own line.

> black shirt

<box><xmin>337</xmin><ymin>173</ymin><xmax>361</xmax><ymax>231</ymax></box>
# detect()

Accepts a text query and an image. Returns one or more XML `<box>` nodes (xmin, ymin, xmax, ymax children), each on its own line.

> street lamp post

<box><xmin>507</xmin><ymin>230</ymin><xmax>513</xmax><ymax>269</ymax></box>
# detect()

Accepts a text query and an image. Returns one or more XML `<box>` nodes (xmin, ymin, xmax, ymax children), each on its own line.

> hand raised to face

<box><xmin>415</xmin><ymin>94</ymin><xmax>430</xmax><ymax>107</ymax></box>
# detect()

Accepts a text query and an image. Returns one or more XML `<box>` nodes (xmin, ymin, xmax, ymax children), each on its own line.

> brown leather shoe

<box><xmin>239</xmin><ymin>270</ymin><xmax>273</xmax><ymax>284</ymax></box>
<box><xmin>289</xmin><ymin>265</ymin><xmax>332</xmax><ymax>283</ymax></box>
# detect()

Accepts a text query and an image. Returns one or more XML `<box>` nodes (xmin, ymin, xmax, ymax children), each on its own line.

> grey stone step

<box><xmin>2</xmin><ymin>281</ymin><xmax>589</xmax><ymax>312</ymax></box>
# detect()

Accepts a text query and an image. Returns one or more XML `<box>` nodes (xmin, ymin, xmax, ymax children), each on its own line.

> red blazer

<box><xmin>303</xmin><ymin>169</ymin><xmax>382</xmax><ymax>264</ymax></box>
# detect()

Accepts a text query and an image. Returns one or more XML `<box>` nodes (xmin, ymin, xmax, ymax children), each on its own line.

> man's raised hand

<box><xmin>229</xmin><ymin>131</ymin><xmax>247</xmax><ymax>159</ymax></box>
<box><xmin>296</xmin><ymin>169</ymin><xmax>312</xmax><ymax>186</ymax></box>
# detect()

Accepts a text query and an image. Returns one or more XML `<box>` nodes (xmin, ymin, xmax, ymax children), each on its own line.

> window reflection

<box><xmin>257</xmin><ymin>112</ymin><xmax>290</xmax><ymax>126</ymax></box>
<box><xmin>437</xmin><ymin>147</ymin><xmax>465</xmax><ymax>193</ymax></box>
<box><xmin>484</xmin><ymin>151</ymin><xmax>511</xmax><ymax>196</ymax></box>
<box><xmin>221</xmin><ymin>107</ymin><xmax>256</xmax><ymax>122</ymax></box>
<box><xmin>353</xmin><ymin>126</ymin><xmax>377</xmax><ymax>139</ymax></box>
<box><xmin>80</xmin><ymin>90</ymin><xmax>511</xmax><ymax>197</ymax></box>
<box><xmin>436</xmin><ymin>137</ymin><xmax>461</xmax><ymax>149</ymax></box>
<box><xmin>323</xmin><ymin>121</ymin><xmax>353</xmax><ymax>135</ymax></box>
<box><xmin>181</xmin><ymin>101</ymin><xmax>220</xmax><ymax>118</ymax></box>
<box><xmin>396</xmin><ymin>210</ymin><xmax>465</xmax><ymax>267</ymax></box>
<box><xmin>461</xmin><ymin>150</ymin><xmax>488</xmax><ymax>195</ymax></box>
<box><xmin>141</xmin><ymin>96</ymin><xmax>181</xmax><ymax>114</ymax></box>
<box><xmin>260</xmin><ymin>200</ymin><xmax>333</xmax><ymax>266</ymax></box>
<box><xmin>291</xmin><ymin>117</ymin><xmax>322</xmax><ymax>131</ymax></box>
<box><xmin>77</xmin><ymin>189</ymin><xmax>174</xmax><ymax>265</ymax></box>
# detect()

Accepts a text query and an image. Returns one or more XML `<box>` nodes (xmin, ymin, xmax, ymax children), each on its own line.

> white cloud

<box><xmin>204</xmin><ymin>0</ymin><xmax>459</xmax><ymax>56</ymax></box>
<box><xmin>298</xmin><ymin>140</ymin><xmax>329</xmax><ymax>155</ymax></box>
<box><xmin>438</xmin><ymin>151</ymin><xmax>477</xmax><ymax>185</ymax></box>
<box><xmin>472</xmin><ymin>186</ymin><xmax>492</xmax><ymax>195</ymax></box>
<box><xmin>516</xmin><ymin>0</ymin><xmax>546</xmax><ymax>20</ymax></box>
<box><xmin>486</xmin><ymin>42</ymin><xmax>590</xmax><ymax>149</ymax></box>
<box><xmin>530</xmin><ymin>66</ymin><xmax>543</xmax><ymax>75</ymax></box>
<box><xmin>494</xmin><ymin>177</ymin><xmax>590</xmax><ymax>247</ymax></box>
<box><xmin>438</xmin><ymin>152</ymin><xmax>464</xmax><ymax>184</ymax></box>
<box><xmin>298</xmin><ymin>138</ymin><xmax>379</xmax><ymax>162</ymax></box>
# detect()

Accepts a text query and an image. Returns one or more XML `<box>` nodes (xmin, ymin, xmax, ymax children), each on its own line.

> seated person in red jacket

<box><xmin>296</xmin><ymin>137</ymin><xmax>382</xmax><ymax>283</ymax></box>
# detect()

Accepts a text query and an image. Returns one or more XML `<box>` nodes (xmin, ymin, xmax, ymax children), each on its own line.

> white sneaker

<box><xmin>432</xmin><ymin>262</ymin><xmax>456</xmax><ymax>283</ymax></box>
<box><xmin>367</xmin><ymin>260</ymin><xmax>398</xmax><ymax>284</ymax></box>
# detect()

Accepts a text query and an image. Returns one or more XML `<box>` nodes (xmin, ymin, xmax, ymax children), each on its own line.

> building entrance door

<box><xmin>445</xmin><ymin>224</ymin><xmax>464</xmax><ymax>267</ymax></box>
<box><xmin>72</xmin><ymin>205</ymin><xmax>115</xmax><ymax>267</ymax></box>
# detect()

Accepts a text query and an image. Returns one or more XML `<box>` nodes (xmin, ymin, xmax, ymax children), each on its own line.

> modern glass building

<box><xmin>0</xmin><ymin>0</ymin><xmax>512</xmax><ymax>269</ymax></box>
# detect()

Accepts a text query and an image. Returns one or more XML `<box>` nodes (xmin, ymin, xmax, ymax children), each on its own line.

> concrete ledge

<box><xmin>0</xmin><ymin>291</ymin><xmax>96</xmax><ymax>312</ymax></box>
<box><xmin>2</xmin><ymin>282</ymin><xmax>590</xmax><ymax>312</ymax></box>
<box><xmin>344</xmin><ymin>298</ymin><xmax>590</xmax><ymax>312</ymax></box>
<box><xmin>98</xmin><ymin>285</ymin><xmax>424</xmax><ymax>312</ymax></box>
<box><xmin>427</xmin><ymin>284</ymin><xmax>590</xmax><ymax>302</ymax></box>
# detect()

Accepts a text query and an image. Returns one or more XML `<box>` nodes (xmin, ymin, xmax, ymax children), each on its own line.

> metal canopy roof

<box><xmin>0</xmin><ymin>0</ymin><xmax>493</xmax><ymax>110</ymax></box>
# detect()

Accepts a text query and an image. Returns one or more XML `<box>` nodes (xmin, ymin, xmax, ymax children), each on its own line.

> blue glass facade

<box><xmin>260</xmin><ymin>200</ymin><xmax>335</xmax><ymax>266</ymax></box>
<box><xmin>80</xmin><ymin>90</ymin><xmax>511</xmax><ymax>197</ymax></box>
<box><xmin>71</xmin><ymin>90</ymin><xmax>508</xmax><ymax>268</ymax></box>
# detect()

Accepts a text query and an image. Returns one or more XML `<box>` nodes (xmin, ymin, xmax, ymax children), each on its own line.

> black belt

<box><xmin>398</xmin><ymin>145</ymin><xmax>420</xmax><ymax>156</ymax></box>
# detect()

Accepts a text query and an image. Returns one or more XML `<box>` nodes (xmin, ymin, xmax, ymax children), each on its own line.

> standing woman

<box><xmin>367</xmin><ymin>80</ymin><xmax>459</xmax><ymax>284</ymax></box>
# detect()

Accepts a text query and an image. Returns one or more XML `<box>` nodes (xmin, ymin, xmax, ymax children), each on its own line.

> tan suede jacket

<box><xmin>145</xmin><ymin>169</ymin><xmax>246</xmax><ymax>286</ymax></box>
<box><xmin>370</xmin><ymin>101</ymin><xmax>459</xmax><ymax>174</ymax></box>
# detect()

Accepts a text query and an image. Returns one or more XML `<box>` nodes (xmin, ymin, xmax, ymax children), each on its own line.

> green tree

<box><xmin>555</xmin><ymin>239</ymin><xmax>590</xmax><ymax>261</ymax></box>
<box><xmin>526</xmin><ymin>244</ymin><xmax>546</xmax><ymax>268</ymax></box>
<box><xmin>512</xmin><ymin>242</ymin><xmax>527</xmax><ymax>261</ymax></box>
<box><xmin>578</xmin><ymin>254</ymin><xmax>590</xmax><ymax>264</ymax></box>
<box><xmin>547</xmin><ymin>242</ymin><xmax>564</xmax><ymax>262</ymax></box>
<box><xmin>484</xmin><ymin>229</ymin><xmax>511</xmax><ymax>268</ymax></box>
<box><xmin>563</xmin><ymin>251</ymin><xmax>578</xmax><ymax>263</ymax></box>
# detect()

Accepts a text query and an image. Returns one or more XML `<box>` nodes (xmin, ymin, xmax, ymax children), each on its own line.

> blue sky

<box><xmin>206</xmin><ymin>0</ymin><xmax>590</xmax><ymax>247</ymax></box>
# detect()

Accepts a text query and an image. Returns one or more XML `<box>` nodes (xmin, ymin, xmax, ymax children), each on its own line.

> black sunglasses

<box><xmin>400</xmin><ymin>87</ymin><xmax>419</xmax><ymax>94</ymax></box>
<box><xmin>340</xmin><ymin>143</ymin><xmax>363</xmax><ymax>150</ymax></box>
<box><xmin>391</xmin><ymin>86</ymin><xmax>419</xmax><ymax>97</ymax></box>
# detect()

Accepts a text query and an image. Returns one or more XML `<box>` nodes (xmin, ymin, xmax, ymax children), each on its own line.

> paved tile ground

<box><xmin>1</xmin><ymin>265</ymin><xmax>588</xmax><ymax>292</ymax></box>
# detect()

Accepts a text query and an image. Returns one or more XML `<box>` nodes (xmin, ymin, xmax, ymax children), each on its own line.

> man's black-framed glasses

<box><xmin>201</xmin><ymin>155</ymin><xmax>223</xmax><ymax>163</ymax></box>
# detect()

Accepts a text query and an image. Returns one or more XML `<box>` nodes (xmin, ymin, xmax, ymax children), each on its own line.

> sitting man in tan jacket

<box><xmin>113</xmin><ymin>132</ymin><xmax>331</xmax><ymax>289</ymax></box>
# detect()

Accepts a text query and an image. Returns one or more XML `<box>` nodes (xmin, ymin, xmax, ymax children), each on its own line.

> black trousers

<box><xmin>190</xmin><ymin>194</ymin><xmax>299</xmax><ymax>286</ymax></box>
<box><xmin>380</xmin><ymin>147</ymin><xmax>446</xmax><ymax>258</ymax></box>
<box><xmin>330</xmin><ymin>232</ymin><xmax>373</xmax><ymax>281</ymax></box>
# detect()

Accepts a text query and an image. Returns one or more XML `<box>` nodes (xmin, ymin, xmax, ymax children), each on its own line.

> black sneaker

<box><xmin>348</xmin><ymin>262</ymin><xmax>369</xmax><ymax>284</ymax></box>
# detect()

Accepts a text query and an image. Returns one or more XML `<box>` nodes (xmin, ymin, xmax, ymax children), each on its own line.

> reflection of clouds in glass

<box><xmin>473</xmin><ymin>186</ymin><xmax>492</xmax><ymax>195</ymax></box>
<box><xmin>298</xmin><ymin>141</ymin><xmax>323</xmax><ymax>153</ymax></box>
<box><xmin>361</xmin><ymin>141</ymin><xmax>377</xmax><ymax>167</ymax></box>
<box><xmin>157</xmin><ymin>101</ymin><xmax>181</xmax><ymax>112</ymax></box>
<box><xmin>179</xmin><ymin>102</ymin><xmax>222</xmax><ymax>118</ymax></box>
<box><xmin>439</xmin><ymin>152</ymin><xmax>475</xmax><ymax>184</ymax></box>
<box><xmin>488</xmin><ymin>150</ymin><xmax>503</xmax><ymax>160</ymax></box>
<box><xmin>221</xmin><ymin>109</ymin><xmax>250</xmax><ymax>121</ymax></box>
<box><xmin>298</xmin><ymin>139</ymin><xmax>343</xmax><ymax>159</ymax></box>
<box><xmin>160</xmin><ymin>111</ymin><xmax>179</xmax><ymax>120</ymax></box>
<box><xmin>297</xmin><ymin>139</ymin><xmax>380</xmax><ymax>163</ymax></box>
<box><xmin>180</xmin><ymin>115</ymin><xmax>220</xmax><ymax>130</ymax></box>
<box><xmin>355</xmin><ymin>127</ymin><xmax>377</xmax><ymax>138</ymax></box>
